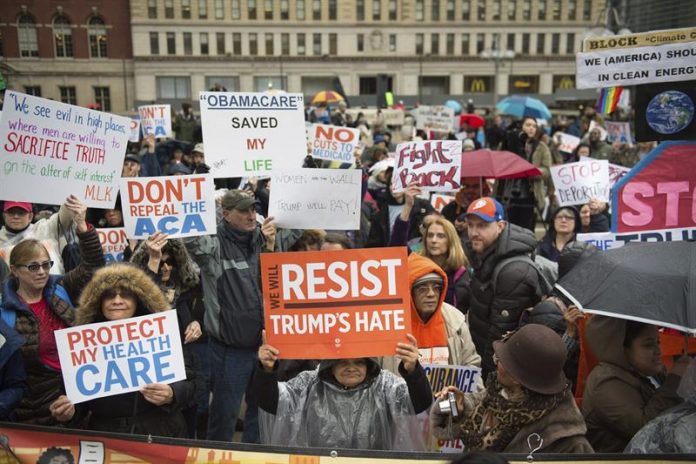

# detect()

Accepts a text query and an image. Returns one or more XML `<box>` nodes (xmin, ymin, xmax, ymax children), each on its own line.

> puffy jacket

<box><xmin>0</xmin><ymin>319</ymin><xmax>25</xmax><ymax>420</ymax></box>
<box><xmin>464</xmin><ymin>223</ymin><xmax>541</xmax><ymax>376</ymax></box>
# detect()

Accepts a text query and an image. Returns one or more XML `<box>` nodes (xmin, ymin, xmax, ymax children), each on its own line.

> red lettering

<box><xmin>67</xmin><ymin>332</ymin><xmax>82</xmax><ymax>351</ymax></box>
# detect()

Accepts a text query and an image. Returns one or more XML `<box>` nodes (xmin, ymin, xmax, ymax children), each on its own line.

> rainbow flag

<box><xmin>596</xmin><ymin>86</ymin><xmax>623</xmax><ymax>114</ymax></box>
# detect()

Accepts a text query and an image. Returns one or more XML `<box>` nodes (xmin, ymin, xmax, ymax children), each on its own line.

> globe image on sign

<box><xmin>645</xmin><ymin>90</ymin><xmax>695</xmax><ymax>135</ymax></box>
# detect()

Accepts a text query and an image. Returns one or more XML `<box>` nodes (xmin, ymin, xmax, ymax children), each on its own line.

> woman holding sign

<box><xmin>49</xmin><ymin>264</ymin><xmax>196</xmax><ymax>437</ymax></box>
<box><xmin>254</xmin><ymin>332</ymin><xmax>432</xmax><ymax>450</ymax></box>
<box><xmin>0</xmin><ymin>196</ymin><xmax>103</xmax><ymax>425</ymax></box>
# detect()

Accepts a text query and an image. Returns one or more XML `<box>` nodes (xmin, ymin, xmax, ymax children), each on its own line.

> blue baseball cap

<box><xmin>466</xmin><ymin>197</ymin><xmax>505</xmax><ymax>222</ymax></box>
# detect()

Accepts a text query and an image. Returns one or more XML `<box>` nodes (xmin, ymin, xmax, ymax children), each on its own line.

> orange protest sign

<box><xmin>261</xmin><ymin>247</ymin><xmax>411</xmax><ymax>359</ymax></box>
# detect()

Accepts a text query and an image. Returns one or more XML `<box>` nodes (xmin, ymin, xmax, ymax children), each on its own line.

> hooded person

<box><xmin>253</xmin><ymin>332</ymin><xmax>432</xmax><ymax>450</ymax></box>
<box><xmin>536</xmin><ymin>206</ymin><xmax>582</xmax><ymax>263</ymax></box>
<box><xmin>380</xmin><ymin>254</ymin><xmax>480</xmax><ymax>373</ymax></box>
<box><xmin>581</xmin><ymin>316</ymin><xmax>690</xmax><ymax>452</ymax></box>
<box><xmin>49</xmin><ymin>264</ymin><xmax>196</xmax><ymax>437</ymax></box>
<box><xmin>430</xmin><ymin>324</ymin><xmax>593</xmax><ymax>454</ymax></box>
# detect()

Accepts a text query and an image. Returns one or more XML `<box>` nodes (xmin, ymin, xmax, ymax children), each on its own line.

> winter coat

<box><xmin>464</xmin><ymin>223</ymin><xmax>541</xmax><ymax>376</ymax></box>
<box><xmin>366</xmin><ymin>197</ymin><xmax>434</xmax><ymax>248</ymax></box>
<box><xmin>590</xmin><ymin>141</ymin><xmax>613</xmax><ymax>161</ymax></box>
<box><xmin>0</xmin><ymin>226</ymin><xmax>104</xmax><ymax>425</ymax></box>
<box><xmin>582</xmin><ymin>316</ymin><xmax>683</xmax><ymax>452</ymax></box>
<box><xmin>172</xmin><ymin>112</ymin><xmax>198</xmax><ymax>143</ymax></box>
<box><xmin>72</xmin><ymin>264</ymin><xmax>195</xmax><ymax>437</ymax></box>
<box><xmin>536</xmin><ymin>206</ymin><xmax>582</xmax><ymax>263</ymax></box>
<box><xmin>497</xmin><ymin>133</ymin><xmax>552</xmax><ymax>211</ymax></box>
<box><xmin>0</xmin><ymin>319</ymin><xmax>26</xmax><ymax>420</ymax></box>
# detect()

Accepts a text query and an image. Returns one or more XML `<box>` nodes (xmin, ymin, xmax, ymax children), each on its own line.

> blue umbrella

<box><xmin>496</xmin><ymin>95</ymin><xmax>551</xmax><ymax>120</ymax></box>
<box><xmin>444</xmin><ymin>99</ymin><xmax>463</xmax><ymax>115</ymax></box>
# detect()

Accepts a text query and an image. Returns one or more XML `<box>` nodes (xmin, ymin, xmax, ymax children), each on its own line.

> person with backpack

<box><xmin>462</xmin><ymin>197</ymin><xmax>544</xmax><ymax>378</ymax></box>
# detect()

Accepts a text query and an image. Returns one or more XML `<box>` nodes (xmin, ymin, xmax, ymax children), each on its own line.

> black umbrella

<box><xmin>556</xmin><ymin>241</ymin><xmax>696</xmax><ymax>335</ymax></box>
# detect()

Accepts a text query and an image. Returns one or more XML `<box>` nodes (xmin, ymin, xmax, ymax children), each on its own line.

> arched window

<box><xmin>18</xmin><ymin>14</ymin><xmax>39</xmax><ymax>57</ymax></box>
<box><xmin>53</xmin><ymin>15</ymin><xmax>73</xmax><ymax>57</ymax></box>
<box><xmin>88</xmin><ymin>16</ymin><xmax>108</xmax><ymax>58</ymax></box>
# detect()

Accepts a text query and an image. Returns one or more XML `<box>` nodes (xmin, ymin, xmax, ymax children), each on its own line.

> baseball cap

<box><xmin>192</xmin><ymin>143</ymin><xmax>204</xmax><ymax>154</ymax></box>
<box><xmin>221</xmin><ymin>190</ymin><xmax>259</xmax><ymax>211</ymax></box>
<box><xmin>3</xmin><ymin>202</ymin><xmax>32</xmax><ymax>213</ymax></box>
<box><xmin>466</xmin><ymin>197</ymin><xmax>504</xmax><ymax>222</ymax></box>
<box><xmin>124</xmin><ymin>154</ymin><xmax>141</xmax><ymax>164</ymax></box>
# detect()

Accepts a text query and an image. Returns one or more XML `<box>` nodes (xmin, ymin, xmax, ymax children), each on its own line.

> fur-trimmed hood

<box><xmin>77</xmin><ymin>263</ymin><xmax>170</xmax><ymax>325</ymax></box>
<box><xmin>129</xmin><ymin>238</ymin><xmax>199</xmax><ymax>293</ymax></box>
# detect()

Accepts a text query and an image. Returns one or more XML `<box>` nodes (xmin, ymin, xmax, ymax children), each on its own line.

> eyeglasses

<box><xmin>159</xmin><ymin>258</ymin><xmax>175</xmax><ymax>268</ymax></box>
<box><xmin>101</xmin><ymin>288</ymin><xmax>136</xmax><ymax>300</ymax></box>
<box><xmin>413</xmin><ymin>283</ymin><xmax>443</xmax><ymax>297</ymax></box>
<box><xmin>555</xmin><ymin>214</ymin><xmax>575</xmax><ymax>221</ymax></box>
<box><xmin>18</xmin><ymin>260</ymin><xmax>53</xmax><ymax>273</ymax></box>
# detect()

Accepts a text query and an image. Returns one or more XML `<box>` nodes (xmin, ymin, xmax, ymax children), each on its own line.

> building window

<box><xmin>232</xmin><ymin>0</ymin><xmax>241</xmax><ymax>19</ymax></box>
<box><xmin>313</xmin><ymin>0</ymin><xmax>321</xmax><ymax>20</ymax></box>
<box><xmin>18</xmin><ymin>14</ymin><xmax>39</xmax><ymax>57</ymax></box>
<box><xmin>357</xmin><ymin>0</ymin><xmax>365</xmax><ymax>20</ymax></box>
<box><xmin>148</xmin><ymin>0</ymin><xmax>157</xmax><ymax>18</ymax></box>
<box><xmin>200</xmin><ymin>32</ymin><xmax>209</xmax><ymax>54</ymax></box>
<box><xmin>359</xmin><ymin>77</ymin><xmax>377</xmax><ymax>95</ymax></box>
<box><xmin>568</xmin><ymin>0</ymin><xmax>577</xmax><ymax>20</ymax></box>
<box><xmin>199</xmin><ymin>0</ymin><xmax>208</xmax><ymax>18</ymax></box>
<box><xmin>464</xmin><ymin>76</ymin><xmax>492</xmax><ymax>93</ymax></box>
<box><xmin>59</xmin><ymin>86</ymin><xmax>77</xmax><ymax>105</ymax></box>
<box><xmin>165</xmin><ymin>0</ymin><xmax>175</xmax><ymax>18</ymax></box>
<box><xmin>582</xmin><ymin>0</ymin><xmax>592</xmax><ymax>20</ymax></box>
<box><xmin>281</xmin><ymin>33</ymin><xmax>290</xmax><ymax>54</ymax></box>
<box><xmin>373</xmin><ymin>0</ymin><xmax>382</xmax><ymax>20</ymax></box>
<box><xmin>249</xmin><ymin>33</ymin><xmax>257</xmax><ymax>55</ymax></box>
<box><xmin>265</xmin><ymin>33</ymin><xmax>274</xmax><ymax>55</ymax></box>
<box><xmin>297</xmin><ymin>33</ymin><xmax>306</xmax><ymax>54</ymax></box>
<box><xmin>264</xmin><ymin>0</ymin><xmax>273</xmax><ymax>19</ymax></box>
<box><xmin>477</xmin><ymin>0</ymin><xmax>486</xmax><ymax>20</ymax></box>
<box><xmin>432</xmin><ymin>0</ymin><xmax>440</xmax><ymax>21</ymax></box>
<box><xmin>553</xmin><ymin>74</ymin><xmax>575</xmax><ymax>91</ymax></box>
<box><xmin>476</xmin><ymin>33</ymin><xmax>485</xmax><ymax>54</ymax></box>
<box><xmin>150</xmin><ymin>32</ymin><xmax>160</xmax><ymax>54</ymax></box>
<box><xmin>446</xmin><ymin>33</ymin><xmax>454</xmax><ymax>54</ymax></box>
<box><xmin>420</xmin><ymin>76</ymin><xmax>449</xmax><ymax>96</ymax></box>
<box><xmin>156</xmin><ymin>76</ymin><xmax>191</xmax><ymax>99</ymax></box>
<box><xmin>415</xmin><ymin>33</ymin><xmax>423</xmax><ymax>54</ymax></box>
<box><xmin>248</xmin><ymin>0</ymin><xmax>257</xmax><ymax>19</ymax></box>
<box><xmin>313</xmin><ymin>33</ymin><xmax>321</xmax><ymax>54</ymax></box>
<box><xmin>217</xmin><ymin>32</ymin><xmax>226</xmax><ymax>54</ymax></box>
<box><xmin>205</xmin><ymin>76</ymin><xmax>240</xmax><ymax>91</ymax></box>
<box><xmin>182</xmin><ymin>0</ymin><xmax>192</xmax><ymax>18</ymax></box>
<box><xmin>93</xmin><ymin>87</ymin><xmax>111</xmax><ymax>112</ymax></box>
<box><xmin>551</xmin><ymin>33</ymin><xmax>560</xmax><ymax>54</ymax></box>
<box><xmin>329</xmin><ymin>0</ymin><xmax>337</xmax><ymax>19</ymax></box>
<box><xmin>522</xmin><ymin>32</ymin><xmax>530</xmax><ymax>54</ymax></box>
<box><xmin>507</xmin><ymin>0</ymin><xmax>516</xmax><ymax>20</ymax></box>
<box><xmin>184</xmin><ymin>32</ymin><xmax>193</xmax><ymax>54</ymax></box>
<box><xmin>280</xmin><ymin>0</ymin><xmax>289</xmax><ymax>19</ymax></box>
<box><xmin>389</xmin><ymin>33</ymin><xmax>396</xmax><ymax>51</ymax></box>
<box><xmin>566</xmin><ymin>33</ymin><xmax>575</xmax><ymax>54</ymax></box>
<box><xmin>492</xmin><ymin>0</ymin><xmax>500</xmax><ymax>20</ymax></box>
<box><xmin>538</xmin><ymin>0</ymin><xmax>546</xmax><ymax>19</ymax></box>
<box><xmin>167</xmin><ymin>32</ymin><xmax>176</xmax><ymax>54</ymax></box>
<box><xmin>536</xmin><ymin>33</ymin><xmax>545</xmax><ymax>54</ymax></box>
<box><xmin>462</xmin><ymin>0</ymin><xmax>470</xmax><ymax>20</ymax></box>
<box><xmin>552</xmin><ymin>0</ymin><xmax>561</xmax><ymax>19</ymax></box>
<box><xmin>523</xmin><ymin>0</ymin><xmax>531</xmax><ymax>20</ymax></box>
<box><xmin>431</xmin><ymin>34</ymin><xmax>439</xmax><ymax>54</ymax></box>
<box><xmin>297</xmin><ymin>0</ymin><xmax>305</xmax><ymax>20</ymax></box>
<box><xmin>509</xmin><ymin>75</ymin><xmax>538</xmax><ymax>93</ymax></box>
<box><xmin>357</xmin><ymin>34</ymin><xmax>365</xmax><ymax>52</ymax></box>
<box><xmin>447</xmin><ymin>0</ymin><xmax>455</xmax><ymax>20</ymax></box>
<box><xmin>53</xmin><ymin>16</ymin><xmax>73</xmax><ymax>58</ymax></box>
<box><xmin>88</xmin><ymin>16</ymin><xmax>108</xmax><ymax>58</ymax></box>
<box><xmin>461</xmin><ymin>33</ymin><xmax>470</xmax><ymax>55</ymax></box>
<box><xmin>215</xmin><ymin>0</ymin><xmax>224</xmax><ymax>18</ymax></box>
<box><xmin>329</xmin><ymin>33</ymin><xmax>337</xmax><ymax>54</ymax></box>
<box><xmin>233</xmin><ymin>32</ymin><xmax>242</xmax><ymax>54</ymax></box>
<box><xmin>507</xmin><ymin>33</ymin><xmax>515</xmax><ymax>51</ymax></box>
<box><xmin>254</xmin><ymin>76</ymin><xmax>286</xmax><ymax>92</ymax></box>
<box><xmin>415</xmin><ymin>0</ymin><xmax>424</xmax><ymax>21</ymax></box>
<box><xmin>24</xmin><ymin>86</ymin><xmax>41</xmax><ymax>96</ymax></box>
<box><xmin>389</xmin><ymin>0</ymin><xmax>398</xmax><ymax>20</ymax></box>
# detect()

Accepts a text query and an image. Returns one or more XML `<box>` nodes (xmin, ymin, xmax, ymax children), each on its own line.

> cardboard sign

<box><xmin>578</xmin><ymin>228</ymin><xmax>696</xmax><ymax>251</ymax></box>
<box><xmin>138</xmin><ymin>105</ymin><xmax>172</xmax><ymax>138</ymax></box>
<box><xmin>393</xmin><ymin>140</ymin><xmax>462</xmax><ymax>193</ymax></box>
<box><xmin>605</xmin><ymin>121</ymin><xmax>633</xmax><ymax>145</ymax></box>
<box><xmin>268</xmin><ymin>168</ymin><xmax>362</xmax><ymax>230</ymax></box>
<box><xmin>415</xmin><ymin>105</ymin><xmax>456</xmax><ymax>133</ymax></box>
<box><xmin>261</xmin><ymin>247</ymin><xmax>411</xmax><ymax>359</ymax></box>
<box><xmin>612</xmin><ymin>141</ymin><xmax>696</xmax><ymax>233</ymax></box>
<box><xmin>308</xmin><ymin>124</ymin><xmax>360</xmax><ymax>163</ymax></box>
<box><xmin>129</xmin><ymin>118</ymin><xmax>141</xmax><ymax>143</ymax></box>
<box><xmin>345</xmin><ymin>108</ymin><xmax>405</xmax><ymax>126</ymax></box>
<box><xmin>199</xmin><ymin>92</ymin><xmax>306</xmax><ymax>177</ymax></box>
<box><xmin>556</xmin><ymin>132</ymin><xmax>581</xmax><ymax>153</ymax></box>
<box><xmin>55</xmin><ymin>311</ymin><xmax>186</xmax><ymax>404</ymax></box>
<box><xmin>551</xmin><ymin>159</ymin><xmax>610</xmax><ymax>206</ymax></box>
<box><xmin>120</xmin><ymin>174</ymin><xmax>217</xmax><ymax>239</ymax></box>
<box><xmin>0</xmin><ymin>91</ymin><xmax>128</xmax><ymax>208</ymax></box>
<box><xmin>430</xmin><ymin>193</ymin><xmax>455</xmax><ymax>212</ymax></box>
<box><xmin>634</xmin><ymin>80</ymin><xmax>696</xmax><ymax>142</ymax></box>
<box><xmin>96</xmin><ymin>227</ymin><xmax>128</xmax><ymax>262</ymax></box>
<box><xmin>608</xmin><ymin>163</ymin><xmax>631</xmax><ymax>190</ymax></box>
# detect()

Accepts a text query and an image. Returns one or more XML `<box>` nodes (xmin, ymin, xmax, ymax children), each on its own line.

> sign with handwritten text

<box><xmin>138</xmin><ymin>105</ymin><xmax>172</xmax><ymax>138</ymax></box>
<box><xmin>120</xmin><ymin>174</ymin><xmax>216</xmax><ymax>239</ymax></box>
<box><xmin>415</xmin><ymin>105</ymin><xmax>456</xmax><ymax>133</ymax></box>
<box><xmin>0</xmin><ymin>91</ymin><xmax>128</xmax><ymax>208</ymax></box>
<box><xmin>551</xmin><ymin>159</ymin><xmax>610</xmax><ymax>206</ymax></box>
<box><xmin>268</xmin><ymin>168</ymin><xmax>362</xmax><ymax>230</ymax></box>
<box><xmin>392</xmin><ymin>140</ymin><xmax>462</xmax><ymax>193</ymax></box>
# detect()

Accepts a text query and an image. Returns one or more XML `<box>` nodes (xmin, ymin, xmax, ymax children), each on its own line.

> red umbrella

<box><xmin>461</xmin><ymin>149</ymin><xmax>542</xmax><ymax>195</ymax></box>
<box><xmin>459</xmin><ymin>114</ymin><xmax>485</xmax><ymax>129</ymax></box>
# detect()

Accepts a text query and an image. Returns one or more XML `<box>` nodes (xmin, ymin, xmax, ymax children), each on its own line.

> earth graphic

<box><xmin>646</xmin><ymin>90</ymin><xmax>695</xmax><ymax>135</ymax></box>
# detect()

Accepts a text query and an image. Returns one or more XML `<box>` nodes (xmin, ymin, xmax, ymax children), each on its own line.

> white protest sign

<box><xmin>556</xmin><ymin>132</ymin><xmax>581</xmax><ymax>153</ymax></box>
<box><xmin>608</xmin><ymin>162</ymin><xmax>631</xmax><ymax>191</ymax></box>
<box><xmin>0</xmin><ymin>91</ymin><xmax>128</xmax><ymax>208</ymax></box>
<box><xmin>138</xmin><ymin>105</ymin><xmax>172</xmax><ymax>138</ymax></box>
<box><xmin>430</xmin><ymin>193</ymin><xmax>455</xmax><ymax>212</ymax></box>
<box><xmin>120</xmin><ymin>174</ymin><xmax>217</xmax><ymax>239</ymax></box>
<box><xmin>268</xmin><ymin>168</ymin><xmax>362</xmax><ymax>230</ymax></box>
<box><xmin>606</xmin><ymin>121</ymin><xmax>633</xmax><ymax>146</ymax></box>
<box><xmin>577</xmin><ymin>228</ymin><xmax>696</xmax><ymax>251</ymax></box>
<box><xmin>199</xmin><ymin>92</ymin><xmax>306</xmax><ymax>177</ymax></box>
<box><xmin>345</xmin><ymin>108</ymin><xmax>405</xmax><ymax>126</ymax></box>
<box><xmin>415</xmin><ymin>105</ymin><xmax>456</xmax><ymax>133</ymax></box>
<box><xmin>55</xmin><ymin>311</ymin><xmax>186</xmax><ymax>404</ymax></box>
<box><xmin>128</xmin><ymin>118</ymin><xmax>141</xmax><ymax>143</ymax></box>
<box><xmin>393</xmin><ymin>140</ymin><xmax>462</xmax><ymax>193</ymax></box>
<box><xmin>589</xmin><ymin>120</ymin><xmax>608</xmax><ymax>141</ymax></box>
<box><xmin>308</xmin><ymin>124</ymin><xmax>360</xmax><ymax>163</ymax></box>
<box><xmin>96</xmin><ymin>227</ymin><xmax>129</xmax><ymax>263</ymax></box>
<box><xmin>551</xmin><ymin>159</ymin><xmax>610</xmax><ymax>206</ymax></box>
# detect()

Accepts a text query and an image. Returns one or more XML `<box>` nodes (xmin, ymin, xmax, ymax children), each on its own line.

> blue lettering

<box><xmin>159</xmin><ymin>216</ymin><xmax>180</xmax><ymax>234</ymax></box>
<box><xmin>153</xmin><ymin>350</ymin><xmax>175</xmax><ymax>382</ymax></box>
<box><xmin>181</xmin><ymin>214</ymin><xmax>206</xmax><ymax>234</ymax></box>
<box><xmin>134</xmin><ymin>218</ymin><xmax>157</xmax><ymax>236</ymax></box>
<box><xmin>128</xmin><ymin>357</ymin><xmax>152</xmax><ymax>386</ymax></box>
<box><xmin>76</xmin><ymin>364</ymin><xmax>101</xmax><ymax>396</ymax></box>
<box><xmin>104</xmin><ymin>360</ymin><xmax>129</xmax><ymax>392</ymax></box>
<box><xmin>154</xmin><ymin>126</ymin><xmax>167</xmax><ymax>137</ymax></box>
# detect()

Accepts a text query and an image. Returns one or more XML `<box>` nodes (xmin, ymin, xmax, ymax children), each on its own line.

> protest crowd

<box><xmin>0</xmin><ymin>78</ymin><xmax>694</xmax><ymax>461</ymax></box>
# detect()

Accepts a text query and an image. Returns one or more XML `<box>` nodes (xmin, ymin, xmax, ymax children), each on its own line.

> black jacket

<box><xmin>366</xmin><ymin>197</ymin><xmax>434</xmax><ymax>248</ymax></box>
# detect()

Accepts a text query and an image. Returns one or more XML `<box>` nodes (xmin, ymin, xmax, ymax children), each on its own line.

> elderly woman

<box><xmin>49</xmin><ymin>264</ymin><xmax>196</xmax><ymax>437</ymax></box>
<box><xmin>0</xmin><ymin>196</ymin><xmax>103</xmax><ymax>425</ymax></box>
<box><xmin>254</xmin><ymin>332</ymin><xmax>432</xmax><ymax>450</ymax></box>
